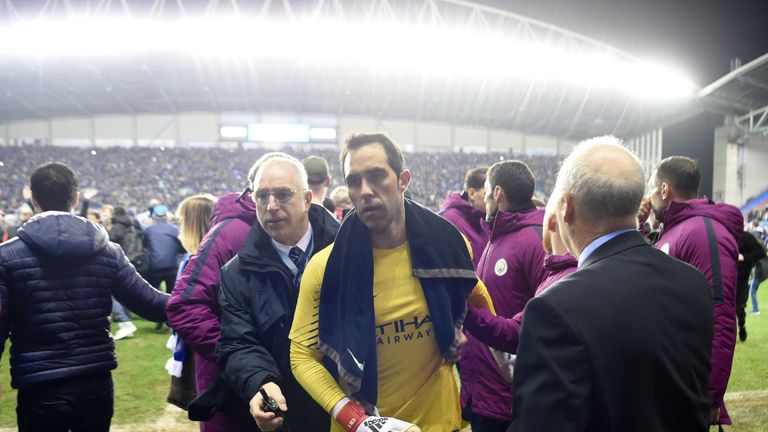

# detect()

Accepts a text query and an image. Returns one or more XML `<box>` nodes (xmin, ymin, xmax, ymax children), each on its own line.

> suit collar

<box><xmin>580</xmin><ymin>230</ymin><xmax>648</xmax><ymax>268</ymax></box>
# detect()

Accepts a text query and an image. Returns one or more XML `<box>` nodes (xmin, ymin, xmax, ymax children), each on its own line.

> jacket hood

<box><xmin>440</xmin><ymin>192</ymin><xmax>485</xmax><ymax>228</ymax></box>
<box><xmin>211</xmin><ymin>189</ymin><xmax>257</xmax><ymax>226</ymax></box>
<box><xmin>664</xmin><ymin>198</ymin><xmax>743</xmax><ymax>240</ymax></box>
<box><xmin>489</xmin><ymin>207</ymin><xmax>544</xmax><ymax>239</ymax></box>
<box><xmin>544</xmin><ymin>253</ymin><xmax>578</xmax><ymax>273</ymax></box>
<box><xmin>18</xmin><ymin>212</ymin><xmax>110</xmax><ymax>258</ymax></box>
<box><xmin>441</xmin><ymin>191</ymin><xmax>484</xmax><ymax>215</ymax></box>
<box><xmin>441</xmin><ymin>192</ymin><xmax>473</xmax><ymax>211</ymax></box>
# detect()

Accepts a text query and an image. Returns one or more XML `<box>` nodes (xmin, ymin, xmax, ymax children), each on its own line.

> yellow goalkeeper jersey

<box><xmin>290</xmin><ymin>241</ymin><xmax>494</xmax><ymax>432</ymax></box>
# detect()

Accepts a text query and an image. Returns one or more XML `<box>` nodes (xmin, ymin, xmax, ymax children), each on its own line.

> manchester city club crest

<box><xmin>494</xmin><ymin>258</ymin><xmax>508</xmax><ymax>276</ymax></box>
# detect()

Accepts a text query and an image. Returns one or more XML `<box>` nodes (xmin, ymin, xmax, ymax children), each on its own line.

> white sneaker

<box><xmin>113</xmin><ymin>321</ymin><xmax>138</xmax><ymax>340</ymax></box>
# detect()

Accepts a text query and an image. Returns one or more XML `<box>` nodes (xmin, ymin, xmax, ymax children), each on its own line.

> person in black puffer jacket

<box><xmin>108</xmin><ymin>206</ymin><xmax>148</xmax><ymax>339</ymax></box>
<box><xmin>0</xmin><ymin>162</ymin><xmax>168</xmax><ymax>432</ymax></box>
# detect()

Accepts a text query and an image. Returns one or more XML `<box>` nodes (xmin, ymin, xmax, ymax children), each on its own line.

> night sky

<box><xmin>481</xmin><ymin>0</ymin><xmax>768</xmax><ymax>84</ymax></box>
<box><xmin>482</xmin><ymin>0</ymin><xmax>768</xmax><ymax>196</ymax></box>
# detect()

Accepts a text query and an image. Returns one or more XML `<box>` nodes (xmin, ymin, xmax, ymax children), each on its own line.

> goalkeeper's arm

<box><xmin>331</xmin><ymin>397</ymin><xmax>421</xmax><ymax>432</ymax></box>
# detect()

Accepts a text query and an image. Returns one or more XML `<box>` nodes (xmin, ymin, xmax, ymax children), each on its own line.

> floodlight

<box><xmin>0</xmin><ymin>17</ymin><xmax>696</xmax><ymax>99</ymax></box>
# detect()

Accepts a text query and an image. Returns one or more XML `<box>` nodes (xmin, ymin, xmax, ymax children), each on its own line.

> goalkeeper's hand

<box><xmin>332</xmin><ymin>397</ymin><xmax>421</xmax><ymax>432</ymax></box>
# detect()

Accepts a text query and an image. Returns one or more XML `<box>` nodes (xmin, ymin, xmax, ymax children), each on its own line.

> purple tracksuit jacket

<box><xmin>166</xmin><ymin>190</ymin><xmax>257</xmax><ymax>432</ymax></box>
<box><xmin>439</xmin><ymin>192</ymin><xmax>489</xmax><ymax>267</ymax></box>
<box><xmin>656</xmin><ymin>198</ymin><xmax>743</xmax><ymax>425</ymax></box>
<box><xmin>459</xmin><ymin>208</ymin><xmax>547</xmax><ymax>422</ymax></box>
<box><xmin>464</xmin><ymin>253</ymin><xmax>578</xmax><ymax>353</ymax></box>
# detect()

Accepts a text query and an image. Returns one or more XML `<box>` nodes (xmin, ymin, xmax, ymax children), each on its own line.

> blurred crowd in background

<box><xmin>0</xmin><ymin>145</ymin><xmax>560</xmax><ymax>222</ymax></box>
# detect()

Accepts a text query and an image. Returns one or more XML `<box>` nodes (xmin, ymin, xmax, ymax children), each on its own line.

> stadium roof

<box><xmin>0</xmin><ymin>0</ymin><xmax>697</xmax><ymax>140</ymax></box>
<box><xmin>698</xmin><ymin>52</ymin><xmax>768</xmax><ymax>133</ymax></box>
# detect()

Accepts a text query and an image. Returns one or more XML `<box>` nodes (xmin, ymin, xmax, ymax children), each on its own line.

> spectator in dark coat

<box><xmin>736</xmin><ymin>229</ymin><xmax>766</xmax><ymax>341</ymax></box>
<box><xmin>0</xmin><ymin>162</ymin><xmax>168</xmax><ymax>432</ymax></box>
<box><xmin>109</xmin><ymin>206</ymin><xmax>146</xmax><ymax>340</ymax></box>
<box><xmin>143</xmin><ymin>204</ymin><xmax>185</xmax><ymax>294</ymax></box>
<box><xmin>217</xmin><ymin>154</ymin><xmax>338</xmax><ymax>431</ymax></box>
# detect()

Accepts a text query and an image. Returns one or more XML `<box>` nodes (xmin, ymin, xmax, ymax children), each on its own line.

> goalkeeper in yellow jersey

<box><xmin>289</xmin><ymin>133</ymin><xmax>495</xmax><ymax>432</ymax></box>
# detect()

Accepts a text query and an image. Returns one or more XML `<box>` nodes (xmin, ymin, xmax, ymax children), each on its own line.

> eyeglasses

<box><xmin>253</xmin><ymin>188</ymin><xmax>298</xmax><ymax>205</ymax></box>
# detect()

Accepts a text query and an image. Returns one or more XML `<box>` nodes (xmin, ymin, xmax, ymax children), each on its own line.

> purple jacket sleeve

<box><xmin>464</xmin><ymin>305</ymin><xmax>523</xmax><ymax>353</ymax></box>
<box><xmin>166</xmin><ymin>219</ymin><xmax>247</xmax><ymax>363</ymax></box>
<box><xmin>676</xmin><ymin>230</ymin><xmax>737</xmax><ymax>418</ymax></box>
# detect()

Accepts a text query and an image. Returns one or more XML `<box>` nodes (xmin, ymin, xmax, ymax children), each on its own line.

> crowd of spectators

<box><xmin>0</xmin><ymin>144</ymin><xmax>560</xmax><ymax>216</ymax></box>
<box><xmin>747</xmin><ymin>204</ymin><xmax>768</xmax><ymax>224</ymax></box>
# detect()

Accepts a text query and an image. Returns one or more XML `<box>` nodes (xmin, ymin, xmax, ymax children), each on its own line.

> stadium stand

<box><xmin>0</xmin><ymin>145</ymin><xmax>559</xmax><ymax>214</ymax></box>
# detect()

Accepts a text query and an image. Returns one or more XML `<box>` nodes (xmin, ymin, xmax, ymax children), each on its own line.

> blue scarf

<box><xmin>318</xmin><ymin>199</ymin><xmax>477</xmax><ymax>410</ymax></box>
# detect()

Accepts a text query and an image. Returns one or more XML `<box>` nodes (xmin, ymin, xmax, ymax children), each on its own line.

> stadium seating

<box><xmin>0</xmin><ymin>145</ymin><xmax>559</xmax><ymax>213</ymax></box>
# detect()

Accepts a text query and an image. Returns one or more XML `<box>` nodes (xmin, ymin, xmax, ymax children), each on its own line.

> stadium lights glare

<box><xmin>0</xmin><ymin>17</ymin><xmax>696</xmax><ymax>99</ymax></box>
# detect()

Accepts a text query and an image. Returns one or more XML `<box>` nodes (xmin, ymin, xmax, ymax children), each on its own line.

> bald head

<box><xmin>555</xmin><ymin>136</ymin><xmax>645</xmax><ymax>227</ymax></box>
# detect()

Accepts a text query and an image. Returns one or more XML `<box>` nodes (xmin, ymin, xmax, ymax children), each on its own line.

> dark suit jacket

<box><xmin>509</xmin><ymin>231</ymin><xmax>713</xmax><ymax>432</ymax></box>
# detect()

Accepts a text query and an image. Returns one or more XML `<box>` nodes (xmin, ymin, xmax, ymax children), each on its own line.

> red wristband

<box><xmin>335</xmin><ymin>399</ymin><xmax>369</xmax><ymax>432</ymax></box>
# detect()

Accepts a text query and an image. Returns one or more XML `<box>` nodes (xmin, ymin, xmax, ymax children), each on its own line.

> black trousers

<box><xmin>17</xmin><ymin>372</ymin><xmax>113</xmax><ymax>432</ymax></box>
<box><xmin>145</xmin><ymin>267</ymin><xmax>178</xmax><ymax>294</ymax></box>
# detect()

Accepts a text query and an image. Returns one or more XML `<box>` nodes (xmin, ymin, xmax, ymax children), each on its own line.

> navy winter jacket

<box><xmin>217</xmin><ymin>204</ymin><xmax>338</xmax><ymax>431</ymax></box>
<box><xmin>143</xmin><ymin>220</ymin><xmax>184</xmax><ymax>270</ymax></box>
<box><xmin>0</xmin><ymin>212</ymin><xmax>168</xmax><ymax>389</ymax></box>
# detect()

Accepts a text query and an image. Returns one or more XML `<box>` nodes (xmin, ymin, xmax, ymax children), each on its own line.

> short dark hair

<box><xmin>487</xmin><ymin>160</ymin><xmax>535</xmax><ymax>209</ymax></box>
<box><xmin>655</xmin><ymin>156</ymin><xmax>700</xmax><ymax>199</ymax></box>
<box><xmin>464</xmin><ymin>167</ymin><xmax>488</xmax><ymax>191</ymax></box>
<box><xmin>30</xmin><ymin>162</ymin><xmax>78</xmax><ymax>212</ymax></box>
<box><xmin>340</xmin><ymin>132</ymin><xmax>405</xmax><ymax>178</ymax></box>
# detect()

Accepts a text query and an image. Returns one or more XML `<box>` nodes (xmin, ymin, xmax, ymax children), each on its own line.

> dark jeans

<box><xmin>470</xmin><ymin>412</ymin><xmax>511</xmax><ymax>432</ymax></box>
<box><xmin>145</xmin><ymin>267</ymin><xmax>178</xmax><ymax>294</ymax></box>
<box><xmin>17</xmin><ymin>372</ymin><xmax>113</xmax><ymax>432</ymax></box>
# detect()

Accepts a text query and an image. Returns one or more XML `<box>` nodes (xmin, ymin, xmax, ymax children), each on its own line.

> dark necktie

<box><xmin>289</xmin><ymin>246</ymin><xmax>303</xmax><ymax>268</ymax></box>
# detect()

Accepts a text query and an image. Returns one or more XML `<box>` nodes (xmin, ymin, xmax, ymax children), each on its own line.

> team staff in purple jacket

<box><xmin>463</xmin><ymin>189</ymin><xmax>577</xmax><ymax>354</ymax></box>
<box><xmin>166</xmin><ymin>189</ymin><xmax>259</xmax><ymax>432</ymax></box>
<box><xmin>459</xmin><ymin>160</ymin><xmax>547</xmax><ymax>432</ymax></box>
<box><xmin>439</xmin><ymin>166</ymin><xmax>489</xmax><ymax>267</ymax></box>
<box><xmin>641</xmin><ymin>156</ymin><xmax>743</xmax><ymax>426</ymax></box>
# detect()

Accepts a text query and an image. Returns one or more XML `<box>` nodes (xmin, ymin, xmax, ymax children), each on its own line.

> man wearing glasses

<box><xmin>217</xmin><ymin>153</ymin><xmax>339</xmax><ymax>431</ymax></box>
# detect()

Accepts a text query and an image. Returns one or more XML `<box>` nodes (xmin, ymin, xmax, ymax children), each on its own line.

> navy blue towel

<box><xmin>318</xmin><ymin>198</ymin><xmax>477</xmax><ymax>410</ymax></box>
